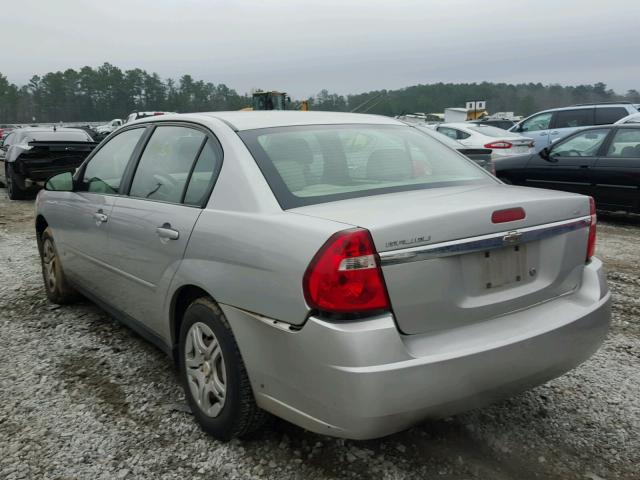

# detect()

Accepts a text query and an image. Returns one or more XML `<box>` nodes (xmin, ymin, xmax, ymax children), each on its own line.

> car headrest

<box><xmin>266</xmin><ymin>137</ymin><xmax>313</xmax><ymax>165</ymax></box>
<box><xmin>366</xmin><ymin>148</ymin><xmax>412</xmax><ymax>181</ymax></box>
<box><xmin>621</xmin><ymin>146</ymin><xmax>636</xmax><ymax>158</ymax></box>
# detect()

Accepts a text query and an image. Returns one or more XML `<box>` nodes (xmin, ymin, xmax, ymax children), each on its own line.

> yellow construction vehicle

<box><xmin>244</xmin><ymin>91</ymin><xmax>309</xmax><ymax>111</ymax></box>
<box><xmin>251</xmin><ymin>91</ymin><xmax>288</xmax><ymax>110</ymax></box>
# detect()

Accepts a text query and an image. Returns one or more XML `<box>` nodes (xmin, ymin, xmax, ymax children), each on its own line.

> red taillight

<box><xmin>153</xmin><ymin>112</ymin><xmax>164</xmax><ymax>116</ymax></box>
<box><xmin>303</xmin><ymin>228</ymin><xmax>390</xmax><ymax>314</ymax></box>
<box><xmin>587</xmin><ymin>197</ymin><xmax>597</xmax><ymax>261</ymax></box>
<box><xmin>491</xmin><ymin>207</ymin><xmax>526</xmax><ymax>223</ymax></box>
<box><xmin>484</xmin><ymin>141</ymin><xmax>513</xmax><ymax>149</ymax></box>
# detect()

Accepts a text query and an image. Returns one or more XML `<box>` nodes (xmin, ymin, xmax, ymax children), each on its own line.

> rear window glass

<box><xmin>239</xmin><ymin>125</ymin><xmax>493</xmax><ymax>209</ymax></box>
<box><xmin>22</xmin><ymin>130</ymin><xmax>93</xmax><ymax>143</ymax></box>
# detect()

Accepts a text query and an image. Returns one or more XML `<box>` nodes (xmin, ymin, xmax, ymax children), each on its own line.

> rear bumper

<box><xmin>222</xmin><ymin>258</ymin><xmax>610</xmax><ymax>440</ymax></box>
<box><xmin>14</xmin><ymin>159</ymin><xmax>83</xmax><ymax>182</ymax></box>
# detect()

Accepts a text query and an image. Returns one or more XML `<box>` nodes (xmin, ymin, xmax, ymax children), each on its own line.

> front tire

<box><xmin>178</xmin><ymin>297</ymin><xmax>267</xmax><ymax>440</ymax></box>
<box><xmin>6</xmin><ymin>163</ymin><xmax>28</xmax><ymax>200</ymax></box>
<box><xmin>39</xmin><ymin>227</ymin><xmax>79</xmax><ymax>304</ymax></box>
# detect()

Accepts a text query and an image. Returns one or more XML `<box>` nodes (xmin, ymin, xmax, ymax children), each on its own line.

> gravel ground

<box><xmin>0</xmin><ymin>188</ymin><xmax>638</xmax><ymax>480</ymax></box>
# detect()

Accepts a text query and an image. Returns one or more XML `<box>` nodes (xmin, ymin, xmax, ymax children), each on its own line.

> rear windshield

<box><xmin>21</xmin><ymin>130</ymin><xmax>93</xmax><ymax>143</ymax></box>
<box><xmin>466</xmin><ymin>125</ymin><xmax>520</xmax><ymax>138</ymax></box>
<box><xmin>239</xmin><ymin>124</ymin><xmax>493</xmax><ymax>208</ymax></box>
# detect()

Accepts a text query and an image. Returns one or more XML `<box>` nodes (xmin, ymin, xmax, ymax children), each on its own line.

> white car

<box><xmin>614</xmin><ymin>112</ymin><xmax>640</xmax><ymax>125</ymax></box>
<box><xmin>95</xmin><ymin>118</ymin><xmax>123</xmax><ymax>135</ymax></box>
<box><xmin>433</xmin><ymin>123</ymin><xmax>534</xmax><ymax>159</ymax></box>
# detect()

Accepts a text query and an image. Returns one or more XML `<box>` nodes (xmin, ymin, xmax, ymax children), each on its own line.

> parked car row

<box><xmin>34</xmin><ymin>111</ymin><xmax>609</xmax><ymax>441</ymax></box>
<box><xmin>496</xmin><ymin>124</ymin><xmax>640</xmax><ymax>213</ymax></box>
<box><xmin>508</xmin><ymin>102</ymin><xmax>638</xmax><ymax>151</ymax></box>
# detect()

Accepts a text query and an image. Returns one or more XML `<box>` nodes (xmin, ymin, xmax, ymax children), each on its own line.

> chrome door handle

<box><xmin>93</xmin><ymin>212</ymin><xmax>108</xmax><ymax>223</ymax></box>
<box><xmin>550</xmin><ymin>131</ymin><xmax>559</xmax><ymax>135</ymax></box>
<box><xmin>156</xmin><ymin>224</ymin><xmax>179</xmax><ymax>240</ymax></box>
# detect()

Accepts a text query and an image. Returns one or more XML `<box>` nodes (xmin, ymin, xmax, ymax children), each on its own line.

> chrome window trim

<box><xmin>379</xmin><ymin>215</ymin><xmax>591</xmax><ymax>266</ymax></box>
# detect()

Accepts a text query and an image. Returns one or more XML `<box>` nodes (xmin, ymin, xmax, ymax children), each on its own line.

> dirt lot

<box><xmin>0</xmin><ymin>188</ymin><xmax>638</xmax><ymax>480</ymax></box>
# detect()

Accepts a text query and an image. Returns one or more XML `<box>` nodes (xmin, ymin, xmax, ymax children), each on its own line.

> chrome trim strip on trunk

<box><xmin>379</xmin><ymin>216</ymin><xmax>591</xmax><ymax>266</ymax></box>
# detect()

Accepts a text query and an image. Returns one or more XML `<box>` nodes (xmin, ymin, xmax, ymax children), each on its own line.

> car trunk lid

<box><xmin>290</xmin><ymin>184</ymin><xmax>591</xmax><ymax>335</ymax></box>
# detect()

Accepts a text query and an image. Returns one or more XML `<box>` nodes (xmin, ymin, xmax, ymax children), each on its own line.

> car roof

<box><xmin>535</xmin><ymin>103</ymin><xmax>633</xmax><ymax>114</ymax></box>
<box><xmin>131</xmin><ymin>111</ymin><xmax>404</xmax><ymax>131</ymax></box>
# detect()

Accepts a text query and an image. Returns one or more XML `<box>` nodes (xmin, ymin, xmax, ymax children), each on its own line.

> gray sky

<box><xmin>3</xmin><ymin>0</ymin><xmax>639</xmax><ymax>98</ymax></box>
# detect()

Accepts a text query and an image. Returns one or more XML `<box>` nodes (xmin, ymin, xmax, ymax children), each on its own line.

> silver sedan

<box><xmin>35</xmin><ymin>111</ymin><xmax>610</xmax><ymax>440</ymax></box>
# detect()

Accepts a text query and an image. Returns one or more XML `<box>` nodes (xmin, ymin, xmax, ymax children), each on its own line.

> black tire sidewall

<box><xmin>178</xmin><ymin>301</ymin><xmax>244</xmax><ymax>440</ymax></box>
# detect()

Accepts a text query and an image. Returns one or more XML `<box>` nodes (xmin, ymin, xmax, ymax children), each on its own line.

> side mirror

<box><xmin>45</xmin><ymin>171</ymin><xmax>74</xmax><ymax>192</ymax></box>
<box><xmin>539</xmin><ymin>146</ymin><xmax>557</xmax><ymax>162</ymax></box>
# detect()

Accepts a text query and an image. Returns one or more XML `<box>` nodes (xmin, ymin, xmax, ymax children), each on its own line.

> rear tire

<box><xmin>6</xmin><ymin>163</ymin><xmax>28</xmax><ymax>200</ymax></box>
<box><xmin>39</xmin><ymin>227</ymin><xmax>79</xmax><ymax>304</ymax></box>
<box><xmin>178</xmin><ymin>297</ymin><xmax>268</xmax><ymax>440</ymax></box>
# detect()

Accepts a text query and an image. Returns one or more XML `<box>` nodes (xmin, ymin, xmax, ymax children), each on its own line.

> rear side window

<box><xmin>81</xmin><ymin>128</ymin><xmax>144</xmax><ymax>194</ymax></box>
<box><xmin>129</xmin><ymin>126</ymin><xmax>206</xmax><ymax>203</ymax></box>
<box><xmin>594</xmin><ymin>107</ymin><xmax>629</xmax><ymax>125</ymax></box>
<box><xmin>183</xmin><ymin>139</ymin><xmax>223</xmax><ymax>206</ymax></box>
<box><xmin>553</xmin><ymin>109</ymin><xmax>594</xmax><ymax>128</ymax></box>
<box><xmin>438</xmin><ymin>127</ymin><xmax>470</xmax><ymax>140</ymax></box>
<box><xmin>240</xmin><ymin>124</ymin><xmax>492</xmax><ymax>209</ymax></box>
<box><xmin>606</xmin><ymin>129</ymin><xmax>640</xmax><ymax>157</ymax></box>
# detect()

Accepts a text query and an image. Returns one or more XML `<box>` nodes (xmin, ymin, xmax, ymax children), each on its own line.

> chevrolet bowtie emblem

<box><xmin>503</xmin><ymin>231</ymin><xmax>522</xmax><ymax>245</ymax></box>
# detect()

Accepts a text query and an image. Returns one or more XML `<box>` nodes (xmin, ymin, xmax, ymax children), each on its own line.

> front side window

<box><xmin>606</xmin><ymin>129</ymin><xmax>640</xmax><ymax>157</ymax></box>
<box><xmin>240</xmin><ymin>124</ymin><xmax>493</xmax><ymax>208</ymax></box>
<box><xmin>81</xmin><ymin>128</ymin><xmax>144</xmax><ymax>193</ymax></box>
<box><xmin>129</xmin><ymin>126</ymin><xmax>206</xmax><ymax>203</ymax></box>
<box><xmin>551</xmin><ymin>129</ymin><xmax>609</xmax><ymax>157</ymax></box>
<box><xmin>553</xmin><ymin>109</ymin><xmax>594</xmax><ymax>129</ymax></box>
<box><xmin>520</xmin><ymin>112</ymin><xmax>552</xmax><ymax>132</ymax></box>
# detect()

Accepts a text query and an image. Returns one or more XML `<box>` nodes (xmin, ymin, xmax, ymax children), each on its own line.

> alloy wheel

<box><xmin>42</xmin><ymin>238</ymin><xmax>57</xmax><ymax>292</ymax></box>
<box><xmin>184</xmin><ymin>322</ymin><xmax>227</xmax><ymax>417</ymax></box>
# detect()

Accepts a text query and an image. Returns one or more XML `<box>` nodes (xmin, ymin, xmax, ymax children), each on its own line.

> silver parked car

<box><xmin>36</xmin><ymin>111</ymin><xmax>610</xmax><ymax>440</ymax></box>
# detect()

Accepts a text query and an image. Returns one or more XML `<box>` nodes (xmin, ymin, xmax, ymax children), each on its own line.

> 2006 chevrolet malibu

<box><xmin>35</xmin><ymin>111</ymin><xmax>610</xmax><ymax>440</ymax></box>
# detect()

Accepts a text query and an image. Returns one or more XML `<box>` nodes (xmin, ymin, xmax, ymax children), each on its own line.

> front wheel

<box><xmin>178</xmin><ymin>297</ymin><xmax>268</xmax><ymax>440</ymax></box>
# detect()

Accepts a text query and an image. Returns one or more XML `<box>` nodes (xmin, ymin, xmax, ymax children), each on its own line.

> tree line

<box><xmin>0</xmin><ymin>63</ymin><xmax>638</xmax><ymax>123</ymax></box>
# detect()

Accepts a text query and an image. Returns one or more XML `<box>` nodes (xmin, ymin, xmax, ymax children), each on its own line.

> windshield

<box><xmin>240</xmin><ymin>124</ymin><xmax>493</xmax><ymax>208</ymax></box>
<box><xmin>466</xmin><ymin>125</ymin><xmax>520</xmax><ymax>138</ymax></box>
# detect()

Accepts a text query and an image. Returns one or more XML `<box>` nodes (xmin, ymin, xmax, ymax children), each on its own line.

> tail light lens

<box><xmin>587</xmin><ymin>197</ymin><xmax>597</xmax><ymax>261</ymax></box>
<box><xmin>484</xmin><ymin>141</ymin><xmax>512</xmax><ymax>149</ymax></box>
<box><xmin>303</xmin><ymin>228</ymin><xmax>390</xmax><ymax>314</ymax></box>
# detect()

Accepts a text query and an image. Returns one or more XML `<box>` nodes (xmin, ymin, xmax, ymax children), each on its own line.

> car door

<box><xmin>524</xmin><ymin>128</ymin><xmax>610</xmax><ymax>196</ymax></box>
<box><xmin>513</xmin><ymin>111</ymin><xmax>554</xmax><ymax>151</ymax></box>
<box><xmin>56</xmin><ymin>127</ymin><xmax>147</xmax><ymax>294</ymax></box>
<box><xmin>591</xmin><ymin>127</ymin><xmax>640</xmax><ymax>211</ymax></box>
<box><xmin>548</xmin><ymin>108</ymin><xmax>594</xmax><ymax>145</ymax></box>
<box><xmin>105</xmin><ymin>124</ymin><xmax>223</xmax><ymax>335</ymax></box>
